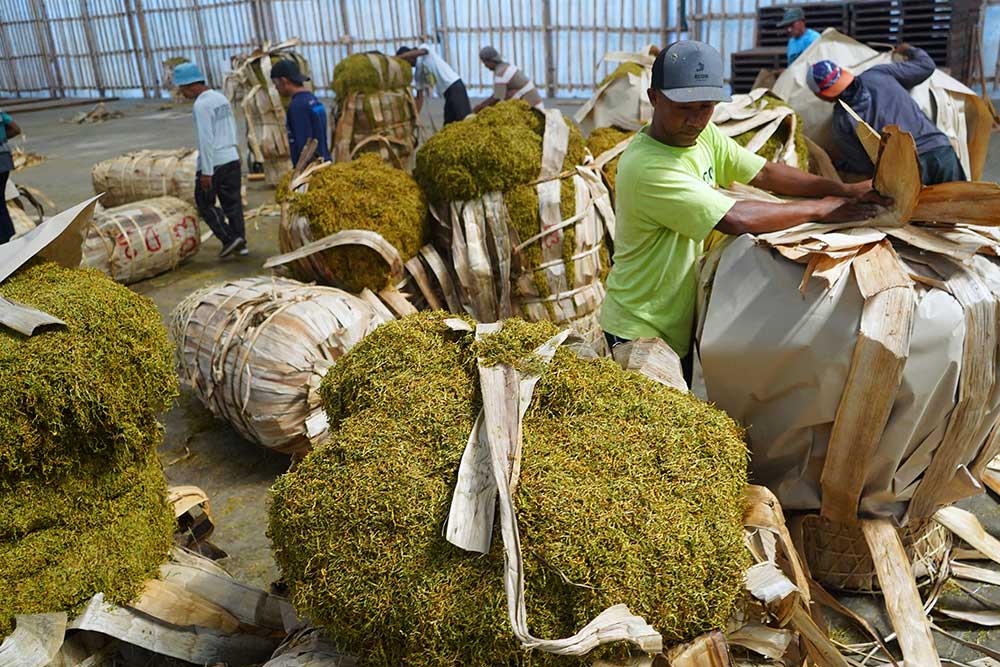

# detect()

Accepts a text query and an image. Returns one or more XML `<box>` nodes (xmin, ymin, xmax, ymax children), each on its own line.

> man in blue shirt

<box><xmin>778</xmin><ymin>7</ymin><xmax>820</xmax><ymax>65</ymax></box>
<box><xmin>808</xmin><ymin>45</ymin><xmax>965</xmax><ymax>185</ymax></box>
<box><xmin>270</xmin><ymin>59</ymin><xmax>331</xmax><ymax>166</ymax></box>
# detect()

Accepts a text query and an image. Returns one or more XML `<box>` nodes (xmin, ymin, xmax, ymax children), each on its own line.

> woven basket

<box><xmin>801</xmin><ymin>514</ymin><xmax>951</xmax><ymax>593</ymax></box>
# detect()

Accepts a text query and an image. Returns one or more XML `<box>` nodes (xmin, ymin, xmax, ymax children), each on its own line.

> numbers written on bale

<box><xmin>170</xmin><ymin>276</ymin><xmax>390</xmax><ymax>455</ymax></box>
<box><xmin>81</xmin><ymin>196</ymin><xmax>200</xmax><ymax>285</ymax></box>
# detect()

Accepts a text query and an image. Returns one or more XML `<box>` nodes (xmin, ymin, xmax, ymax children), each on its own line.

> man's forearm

<box><xmin>472</xmin><ymin>96</ymin><xmax>499</xmax><ymax>112</ymax></box>
<box><xmin>750</xmin><ymin>161</ymin><xmax>855</xmax><ymax>198</ymax></box>
<box><xmin>716</xmin><ymin>198</ymin><xmax>842</xmax><ymax>235</ymax></box>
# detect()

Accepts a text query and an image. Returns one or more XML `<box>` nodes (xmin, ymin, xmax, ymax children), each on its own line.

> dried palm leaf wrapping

<box><xmin>91</xmin><ymin>148</ymin><xmax>198</xmax><ymax>207</ymax></box>
<box><xmin>225</xmin><ymin>40</ymin><xmax>312</xmax><ymax>185</ymax></box>
<box><xmin>0</xmin><ymin>263</ymin><xmax>177</xmax><ymax>635</ymax></box>
<box><xmin>712</xmin><ymin>89</ymin><xmax>809</xmax><ymax>171</ymax></box>
<box><xmin>273</xmin><ymin>154</ymin><xmax>429</xmax><ymax>293</ymax></box>
<box><xmin>170</xmin><ymin>276</ymin><xmax>389</xmax><ymax>455</ymax></box>
<box><xmin>414</xmin><ymin>101</ymin><xmax>614</xmax><ymax>351</ymax></box>
<box><xmin>269</xmin><ymin>312</ymin><xmax>749</xmax><ymax>667</ymax></box>
<box><xmin>81</xmin><ymin>196</ymin><xmax>200</xmax><ymax>285</ymax></box>
<box><xmin>331</xmin><ymin>53</ymin><xmax>417</xmax><ymax>167</ymax></box>
<box><xmin>574</xmin><ymin>46</ymin><xmax>657</xmax><ymax>135</ymax></box>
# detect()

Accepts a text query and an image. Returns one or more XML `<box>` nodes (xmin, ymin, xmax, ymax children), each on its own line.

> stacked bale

<box><xmin>91</xmin><ymin>148</ymin><xmax>198</xmax><ymax>207</ymax></box>
<box><xmin>82</xmin><ymin>195</ymin><xmax>200</xmax><ymax>285</ymax></box>
<box><xmin>714</xmin><ymin>90</ymin><xmax>809</xmax><ymax>170</ymax></box>
<box><xmin>274</xmin><ymin>154</ymin><xmax>429</xmax><ymax>293</ymax></box>
<box><xmin>0</xmin><ymin>263</ymin><xmax>177</xmax><ymax>634</ymax></box>
<box><xmin>269</xmin><ymin>312</ymin><xmax>749</xmax><ymax>666</ymax></box>
<box><xmin>225</xmin><ymin>41</ymin><xmax>312</xmax><ymax>185</ymax></box>
<box><xmin>170</xmin><ymin>276</ymin><xmax>389</xmax><ymax>455</ymax></box>
<box><xmin>330</xmin><ymin>53</ymin><xmax>417</xmax><ymax>167</ymax></box>
<box><xmin>414</xmin><ymin>100</ymin><xmax>614</xmax><ymax>350</ymax></box>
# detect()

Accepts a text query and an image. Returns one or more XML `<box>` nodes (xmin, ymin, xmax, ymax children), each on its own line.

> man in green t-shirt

<box><xmin>599</xmin><ymin>41</ymin><xmax>890</xmax><ymax>377</ymax></box>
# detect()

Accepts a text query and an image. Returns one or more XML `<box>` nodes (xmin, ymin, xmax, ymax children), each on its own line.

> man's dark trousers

<box><xmin>443</xmin><ymin>80</ymin><xmax>472</xmax><ymax>124</ymax></box>
<box><xmin>195</xmin><ymin>160</ymin><xmax>245</xmax><ymax>246</ymax></box>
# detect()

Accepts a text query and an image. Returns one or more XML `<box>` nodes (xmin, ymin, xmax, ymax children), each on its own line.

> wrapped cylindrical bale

<box><xmin>269</xmin><ymin>313</ymin><xmax>749</xmax><ymax>666</ymax></box>
<box><xmin>574</xmin><ymin>47</ymin><xmax>657</xmax><ymax>135</ymax></box>
<box><xmin>330</xmin><ymin>53</ymin><xmax>417</xmax><ymax>167</ymax></box>
<box><xmin>273</xmin><ymin>154</ymin><xmax>429</xmax><ymax>294</ymax></box>
<box><xmin>91</xmin><ymin>148</ymin><xmax>198</xmax><ymax>207</ymax></box>
<box><xmin>698</xmin><ymin>231</ymin><xmax>1000</xmax><ymax>527</ymax></box>
<box><xmin>414</xmin><ymin>101</ymin><xmax>614</xmax><ymax>348</ymax></box>
<box><xmin>81</xmin><ymin>196</ymin><xmax>200</xmax><ymax>285</ymax></box>
<box><xmin>170</xmin><ymin>276</ymin><xmax>389</xmax><ymax>455</ymax></box>
<box><xmin>0</xmin><ymin>262</ymin><xmax>177</xmax><ymax>634</ymax></box>
<box><xmin>225</xmin><ymin>40</ymin><xmax>312</xmax><ymax>185</ymax></box>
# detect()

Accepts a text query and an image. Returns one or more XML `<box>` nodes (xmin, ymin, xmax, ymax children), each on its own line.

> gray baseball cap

<box><xmin>651</xmin><ymin>41</ymin><xmax>730</xmax><ymax>103</ymax></box>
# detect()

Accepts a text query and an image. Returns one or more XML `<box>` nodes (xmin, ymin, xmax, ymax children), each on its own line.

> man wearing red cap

<box><xmin>808</xmin><ymin>45</ymin><xmax>964</xmax><ymax>185</ymax></box>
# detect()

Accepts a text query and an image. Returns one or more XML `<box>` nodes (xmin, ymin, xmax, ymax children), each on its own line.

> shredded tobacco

<box><xmin>0</xmin><ymin>263</ymin><xmax>177</xmax><ymax>634</ymax></box>
<box><xmin>280</xmin><ymin>153</ymin><xmax>429</xmax><ymax>292</ymax></box>
<box><xmin>269</xmin><ymin>313</ymin><xmax>749</xmax><ymax>666</ymax></box>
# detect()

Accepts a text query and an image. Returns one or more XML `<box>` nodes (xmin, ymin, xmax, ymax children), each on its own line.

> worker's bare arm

<box><xmin>472</xmin><ymin>96</ymin><xmax>500</xmax><ymax>112</ymax></box>
<box><xmin>716</xmin><ymin>196</ymin><xmax>883</xmax><ymax>235</ymax></box>
<box><xmin>415</xmin><ymin>88</ymin><xmax>425</xmax><ymax>113</ymax></box>
<box><xmin>750</xmin><ymin>160</ymin><xmax>874</xmax><ymax>199</ymax></box>
<box><xmin>5</xmin><ymin>120</ymin><xmax>20</xmax><ymax>140</ymax></box>
<box><xmin>398</xmin><ymin>48</ymin><xmax>429</xmax><ymax>60</ymax></box>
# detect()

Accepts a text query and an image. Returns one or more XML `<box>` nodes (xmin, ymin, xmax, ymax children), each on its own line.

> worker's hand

<box><xmin>893</xmin><ymin>42</ymin><xmax>913</xmax><ymax>56</ymax></box>
<box><xmin>842</xmin><ymin>179</ymin><xmax>894</xmax><ymax>206</ymax></box>
<box><xmin>816</xmin><ymin>196</ymin><xmax>886</xmax><ymax>223</ymax></box>
<box><xmin>199</xmin><ymin>174</ymin><xmax>212</xmax><ymax>191</ymax></box>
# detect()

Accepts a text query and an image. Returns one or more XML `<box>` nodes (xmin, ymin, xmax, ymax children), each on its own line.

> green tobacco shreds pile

<box><xmin>270</xmin><ymin>313</ymin><xmax>750</xmax><ymax>666</ymax></box>
<box><xmin>0</xmin><ymin>263</ymin><xmax>177</xmax><ymax>482</ymax></box>
<box><xmin>286</xmin><ymin>153</ymin><xmax>429</xmax><ymax>292</ymax></box>
<box><xmin>414</xmin><ymin>100</ymin><xmax>585</xmax><ymax>204</ymax></box>
<box><xmin>734</xmin><ymin>94</ymin><xmax>810</xmax><ymax>170</ymax></box>
<box><xmin>598</xmin><ymin>61</ymin><xmax>646</xmax><ymax>88</ymax></box>
<box><xmin>586</xmin><ymin>126</ymin><xmax>633</xmax><ymax>195</ymax></box>
<box><xmin>0</xmin><ymin>451</ymin><xmax>174</xmax><ymax>633</ymax></box>
<box><xmin>0</xmin><ymin>263</ymin><xmax>176</xmax><ymax>635</ymax></box>
<box><xmin>332</xmin><ymin>53</ymin><xmax>412</xmax><ymax>101</ymax></box>
<box><xmin>414</xmin><ymin>101</ymin><xmax>588</xmax><ymax>313</ymax></box>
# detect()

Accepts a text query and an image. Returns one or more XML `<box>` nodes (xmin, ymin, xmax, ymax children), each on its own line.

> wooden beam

<box><xmin>80</xmin><ymin>0</ymin><xmax>107</xmax><ymax>96</ymax></box>
<box><xmin>541</xmin><ymin>0</ymin><xmax>556</xmax><ymax>98</ymax></box>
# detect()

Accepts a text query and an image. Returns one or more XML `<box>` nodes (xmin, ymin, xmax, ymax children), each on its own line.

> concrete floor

<box><xmin>8</xmin><ymin>97</ymin><xmax>1000</xmax><ymax>663</ymax></box>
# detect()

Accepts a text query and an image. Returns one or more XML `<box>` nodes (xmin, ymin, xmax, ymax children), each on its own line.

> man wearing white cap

<box><xmin>174</xmin><ymin>62</ymin><xmax>246</xmax><ymax>258</ymax></box>
<box><xmin>599</xmin><ymin>41</ymin><xmax>889</xmax><ymax>377</ymax></box>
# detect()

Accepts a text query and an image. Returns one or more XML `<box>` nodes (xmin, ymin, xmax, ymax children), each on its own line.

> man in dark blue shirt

<box><xmin>270</xmin><ymin>59</ymin><xmax>332</xmax><ymax>166</ymax></box>
<box><xmin>807</xmin><ymin>45</ymin><xmax>965</xmax><ymax>185</ymax></box>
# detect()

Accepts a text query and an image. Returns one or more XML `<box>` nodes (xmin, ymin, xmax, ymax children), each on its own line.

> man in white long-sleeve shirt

<box><xmin>175</xmin><ymin>62</ymin><xmax>247</xmax><ymax>257</ymax></box>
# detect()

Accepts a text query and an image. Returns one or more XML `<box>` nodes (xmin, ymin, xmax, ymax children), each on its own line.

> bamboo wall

<box><xmin>0</xmin><ymin>0</ymin><xmax>996</xmax><ymax>99</ymax></box>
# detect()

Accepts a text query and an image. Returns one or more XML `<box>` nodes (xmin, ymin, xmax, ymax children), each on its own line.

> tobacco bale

<box><xmin>331</xmin><ymin>53</ymin><xmax>412</xmax><ymax>101</ymax></box>
<box><xmin>0</xmin><ymin>262</ymin><xmax>177</xmax><ymax>635</ymax></box>
<box><xmin>733</xmin><ymin>93</ymin><xmax>809</xmax><ymax>170</ymax></box>
<box><xmin>413</xmin><ymin>100</ymin><xmax>590</xmax><ymax>311</ymax></box>
<box><xmin>586</xmin><ymin>126</ymin><xmax>633</xmax><ymax>195</ymax></box>
<box><xmin>597</xmin><ymin>61</ymin><xmax>646</xmax><ymax>88</ymax></box>
<box><xmin>282</xmin><ymin>153</ymin><xmax>429</xmax><ymax>292</ymax></box>
<box><xmin>0</xmin><ymin>263</ymin><xmax>176</xmax><ymax>483</ymax></box>
<box><xmin>269</xmin><ymin>313</ymin><xmax>749</xmax><ymax>666</ymax></box>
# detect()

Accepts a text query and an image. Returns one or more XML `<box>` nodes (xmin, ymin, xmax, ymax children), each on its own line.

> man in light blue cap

<box><xmin>778</xmin><ymin>7</ymin><xmax>820</xmax><ymax>65</ymax></box>
<box><xmin>174</xmin><ymin>61</ymin><xmax>247</xmax><ymax>258</ymax></box>
<box><xmin>599</xmin><ymin>40</ymin><xmax>889</xmax><ymax>379</ymax></box>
